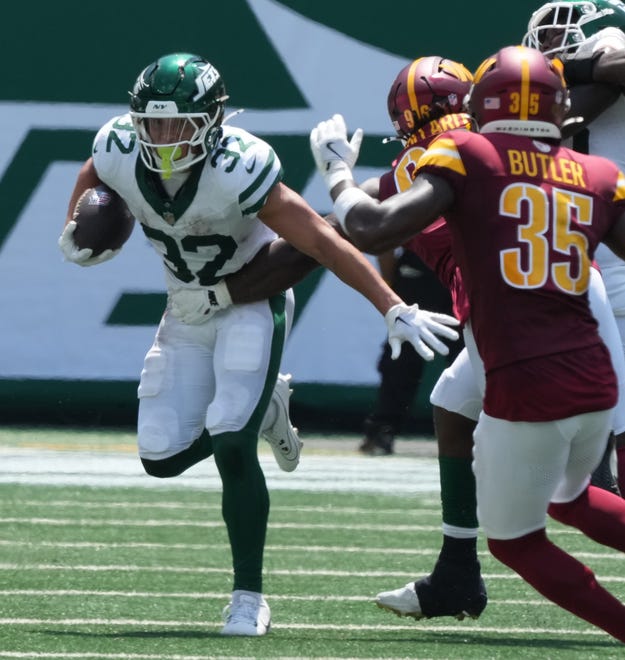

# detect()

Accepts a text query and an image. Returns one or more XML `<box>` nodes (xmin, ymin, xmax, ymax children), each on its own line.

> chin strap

<box><xmin>222</xmin><ymin>108</ymin><xmax>244</xmax><ymax>125</ymax></box>
<box><xmin>561</xmin><ymin>115</ymin><xmax>584</xmax><ymax>131</ymax></box>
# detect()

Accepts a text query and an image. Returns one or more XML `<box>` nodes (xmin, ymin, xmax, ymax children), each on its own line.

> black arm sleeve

<box><xmin>563</xmin><ymin>53</ymin><xmax>602</xmax><ymax>85</ymax></box>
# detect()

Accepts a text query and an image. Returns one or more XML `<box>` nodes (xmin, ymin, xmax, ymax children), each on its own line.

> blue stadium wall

<box><xmin>0</xmin><ymin>0</ymin><xmax>536</xmax><ymax>429</ymax></box>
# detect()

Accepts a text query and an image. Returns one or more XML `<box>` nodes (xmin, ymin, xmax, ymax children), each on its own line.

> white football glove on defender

<box><xmin>58</xmin><ymin>221</ymin><xmax>120</xmax><ymax>267</ymax></box>
<box><xmin>385</xmin><ymin>303</ymin><xmax>460</xmax><ymax>361</ymax></box>
<box><xmin>310</xmin><ymin>113</ymin><xmax>363</xmax><ymax>192</ymax></box>
<box><xmin>169</xmin><ymin>282</ymin><xmax>233</xmax><ymax>324</ymax></box>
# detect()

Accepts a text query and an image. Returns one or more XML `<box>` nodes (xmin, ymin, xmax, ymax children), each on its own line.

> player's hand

<box><xmin>385</xmin><ymin>303</ymin><xmax>460</xmax><ymax>361</ymax></box>
<box><xmin>169</xmin><ymin>282</ymin><xmax>233</xmax><ymax>324</ymax></box>
<box><xmin>58</xmin><ymin>221</ymin><xmax>119</xmax><ymax>267</ymax></box>
<box><xmin>310</xmin><ymin>113</ymin><xmax>363</xmax><ymax>192</ymax></box>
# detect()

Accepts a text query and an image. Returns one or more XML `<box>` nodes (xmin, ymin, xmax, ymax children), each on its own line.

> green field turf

<box><xmin>0</xmin><ymin>427</ymin><xmax>623</xmax><ymax>659</ymax></box>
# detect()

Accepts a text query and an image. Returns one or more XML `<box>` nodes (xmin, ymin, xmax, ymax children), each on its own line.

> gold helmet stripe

<box><xmin>440</xmin><ymin>60</ymin><xmax>474</xmax><ymax>83</ymax></box>
<box><xmin>614</xmin><ymin>171</ymin><xmax>625</xmax><ymax>203</ymax></box>
<box><xmin>519</xmin><ymin>46</ymin><xmax>532</xmax><ymax>120</ymax></box>
<box><xmin>473</xmin><ymin>56</ymin><xmax>496</xmax><ymax>84</ymax></box>
<box><xmin>407</xmin><ymin>58</ymin><xmax>424</xmax><ymax>121</ymax></box>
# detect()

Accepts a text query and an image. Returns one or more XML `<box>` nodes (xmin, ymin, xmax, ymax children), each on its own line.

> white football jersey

<box><xmin>92</xmin><ymin>114</ymin><xmax>280</xmax><ymax>291</ymax></box>
<box><xmin>565</xmin><ymin>28</ymin><xmax>625</xmax><ymax>314</ymax></box>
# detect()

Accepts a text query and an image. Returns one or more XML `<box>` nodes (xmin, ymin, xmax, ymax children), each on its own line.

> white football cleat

<box><xmin>261</xmin><ymin>373</ymin><xmax>302</xmax><ymax>472</ymax></box>
<box><xmin>221</xmin><ymin>590</ymin><xmax>271</xmax><ymax>636</ymax></box>
<box><xmin>375</xmin><ymin>582</ymin><xmax>423</xmax><ymax>619</ymax></box>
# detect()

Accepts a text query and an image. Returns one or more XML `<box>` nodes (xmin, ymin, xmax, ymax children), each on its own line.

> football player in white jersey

<box><xmin>59</xmin><ymin>52</ymin><xmax>460</xmax><ymax>637</ymax></box>
<box><xmin>524</xmin><ymin>0</ymin><xmax>625</xmax><ymax>494</ymax></box>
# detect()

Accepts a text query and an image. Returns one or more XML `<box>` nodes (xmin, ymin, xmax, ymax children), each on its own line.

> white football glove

<box><xmin>58</xmin><ymin>221</ymin><xmax>120</xmax><ymax>267</ymax></box>
<box><xmin>169</xmin><ymin>282</ymin><xmax>233</xmax><ymax>324</ymax></box>
<box><xmin>385</xmin><ymin>303</ymin><xmax>460</xmax><ymax>362</ymax></box>
<box><xmin>310</xmin><ymin>113</ymin><xmax>363</xmax><ymax>192</ymax></box>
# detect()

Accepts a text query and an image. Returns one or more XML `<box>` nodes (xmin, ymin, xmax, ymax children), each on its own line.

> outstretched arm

<box><xmin>310</xmin><ymin>114</ymin><xmax>454</xmax><ymax>254</ymax></box>
<box><xmin>224</xmin><ymin>212</ymin><xmax>350</xmax><ymax>304</ymax></box>
<box><xmin>225</xmin><ymin>239</ymin><xmax>320</xmax><ymax>303</ymax></box>
<box><xmin>258</xmin><ymin>182</ymin><xmax>459</xmax><ymax>360</ymax></box>
<box><xmin>331</xmin><ymin>174</ymin><xmax>454</xmax><ymax>255</ymax></box>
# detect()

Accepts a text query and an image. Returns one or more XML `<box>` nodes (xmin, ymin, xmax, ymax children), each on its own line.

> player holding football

<box><xmin>523</xmin><ymin>0</ymin><xmax>625</xmax><ymax>504</ymax></box>
<box><xmin>310</xmin><ymin>45</ymin><xmax>625</xmax><ymax>643</ymax></box>
<box><xmin>59</xmin><ymin>52</ymin><xmax>460</xmax><ymax>637</ymax></box>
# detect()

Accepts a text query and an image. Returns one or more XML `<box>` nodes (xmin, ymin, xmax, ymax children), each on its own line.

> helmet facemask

<box><xmin>131</xmin><ymin>103</ymin><xmax>224</xmax><ymax>178</ymax></box>
<box><xmin>523</xmin><ymin>1</ymin><xmax>625</xmax><ymax>58</ymax></box>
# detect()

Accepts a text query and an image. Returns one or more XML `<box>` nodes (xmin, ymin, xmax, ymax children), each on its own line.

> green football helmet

<box><xmin>129</xmin><ymin>53</ymin><xmax>229</xmax><ymax>177</ymax></box>
<box><xmin>523</xmin><ymin>0</ymin><xmax>625</xmax><ymax>57</ymax></box>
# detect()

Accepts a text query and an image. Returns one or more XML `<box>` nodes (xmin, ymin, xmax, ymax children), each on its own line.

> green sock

<box><xmin>213</xmin><ymin>429</ymin><xmax>269</xmax><ymax>593</ymax></box>
<box><xmin>438</xmin><ymin>455</ymin><xmax>478</xmax><ymax>529</ymax></box>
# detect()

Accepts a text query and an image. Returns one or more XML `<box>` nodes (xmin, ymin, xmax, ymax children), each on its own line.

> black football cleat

<box><xmin>359</xmin><ymin>420</ymin><xmax>395</xmax><ymax>456</ymax></box>
<box><xmin>376</xmin><ymin>559</ymin><xmax>487</xmax><ymax>621</ymax></box>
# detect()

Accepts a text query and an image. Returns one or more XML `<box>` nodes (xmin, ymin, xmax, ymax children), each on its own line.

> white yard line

<box><xmin>0</xmin><ymin>589</ymin><xmax>554</xmax><ymax>606</ymax></box>
<box><xmin>0</xmin><ymin>538</ymin><xmax>619</xmax><ymax>560</ymax></box>
<box><xmin>0</xmin><ymin>563</ymin><xmax>622</xmax><ymax>582</ymax></box>
<box><xmin>0</xmin><ymin>617</ymin><xmax>607</xmax><ymax>637</ymax></box>
<box><xmin>0</xmin><ymin>447</ymin><xmax>440</xmax><ymax>493</ymax></box>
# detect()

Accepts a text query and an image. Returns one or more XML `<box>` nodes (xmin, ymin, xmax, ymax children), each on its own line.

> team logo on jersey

<box><xmin>193</xmin><ymin>64</ymin><xmax>220</xmax><ymax>101</ymax></box>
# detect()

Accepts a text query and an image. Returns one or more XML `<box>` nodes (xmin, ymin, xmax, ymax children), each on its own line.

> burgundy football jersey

<box><xmin>417</xmin><ymin>129</ymin><xmax>625</xmax><ymax>421</ymax></box>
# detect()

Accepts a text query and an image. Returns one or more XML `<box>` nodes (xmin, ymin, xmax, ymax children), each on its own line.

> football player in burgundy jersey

<box><xmin>358</xmin><ymin>59</ymin><xmax>469</xmax><ymax>457</ymax></box>
<box><xmin>357</xmin><ymin>59</ymin><xmax>466</xmax><ymax>458</ymax></box>
<box><xmin>210</xmin><ymin>53</ymin><xmax>625</xmax><ymax>623</ymax></box>
<box><xmin>311</xmin><ymin>45</ymin><xmax>625</xmax><ymax>642</ymax></box>
<box><xmin>358</xmin><ymin>58</ymin><xmax>488</xmax><ymax>619</ymax></box>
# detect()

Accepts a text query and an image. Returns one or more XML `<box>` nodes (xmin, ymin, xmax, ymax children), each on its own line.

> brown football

<box><xmin>72</xmin><ymin>184</ymin><xmax>135</xmax><ymax>256</ymax></box>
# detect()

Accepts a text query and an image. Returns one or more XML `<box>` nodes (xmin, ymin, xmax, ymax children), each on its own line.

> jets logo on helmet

<box><xmin>129</xmin><ymin>53</ymin><xmax>229</xmax><ymax>178</ymax></box>
<box><xmin>466</xmin><ymin>45</ymin><xmax>570</xmax><ymax>138</ymax></box>
<box><xmin>523</xmin><ymin>0</ymin><xmax>625</xmax><ymax>57</ymax></box>
<box><xmin>194</xmin><ymin>63</ymin><xmax>221</xmax><ymax>101</ymax></box>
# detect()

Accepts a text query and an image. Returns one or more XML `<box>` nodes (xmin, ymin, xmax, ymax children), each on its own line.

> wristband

<box><xmin>211</xmin><ymin>279</ymin><xmax>233</xmax><ymax>308</ymax></box>
<box><xmin>333</xmin><ymin>187</ymin><xmax>371</xmax><ymax>234</ymax></box>
<box><xmin>563</xmin><ymin>54</ymin><xmax>600</xmax><ymax>85</ymax></box>
<box><xmin>323</xmin><ymin>161</ymin><xmax>353</xmax><ymax>191</ymax></box>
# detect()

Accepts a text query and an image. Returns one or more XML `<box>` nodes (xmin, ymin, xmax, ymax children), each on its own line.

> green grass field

<box><xmin>0</xmin><ymin>427</ymin><xmax>623</xmax><ymax>659</ymax></box>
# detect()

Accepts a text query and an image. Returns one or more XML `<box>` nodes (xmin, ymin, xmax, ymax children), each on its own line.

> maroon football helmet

<box><xmin>386</xmin><ymin>56</ymin><xmax>473</xmax><ymax>140</ymax></box>
<box><xmin>466</xmin><ymin>45</ymin><xmax>570</xmax><ymax>138</ymax></box>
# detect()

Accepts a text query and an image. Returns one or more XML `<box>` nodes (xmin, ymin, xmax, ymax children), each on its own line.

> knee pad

<box><xmin>137</xmin><ymin>406</ymin><xmax>180</xmax><ymax>459</ymax></box>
